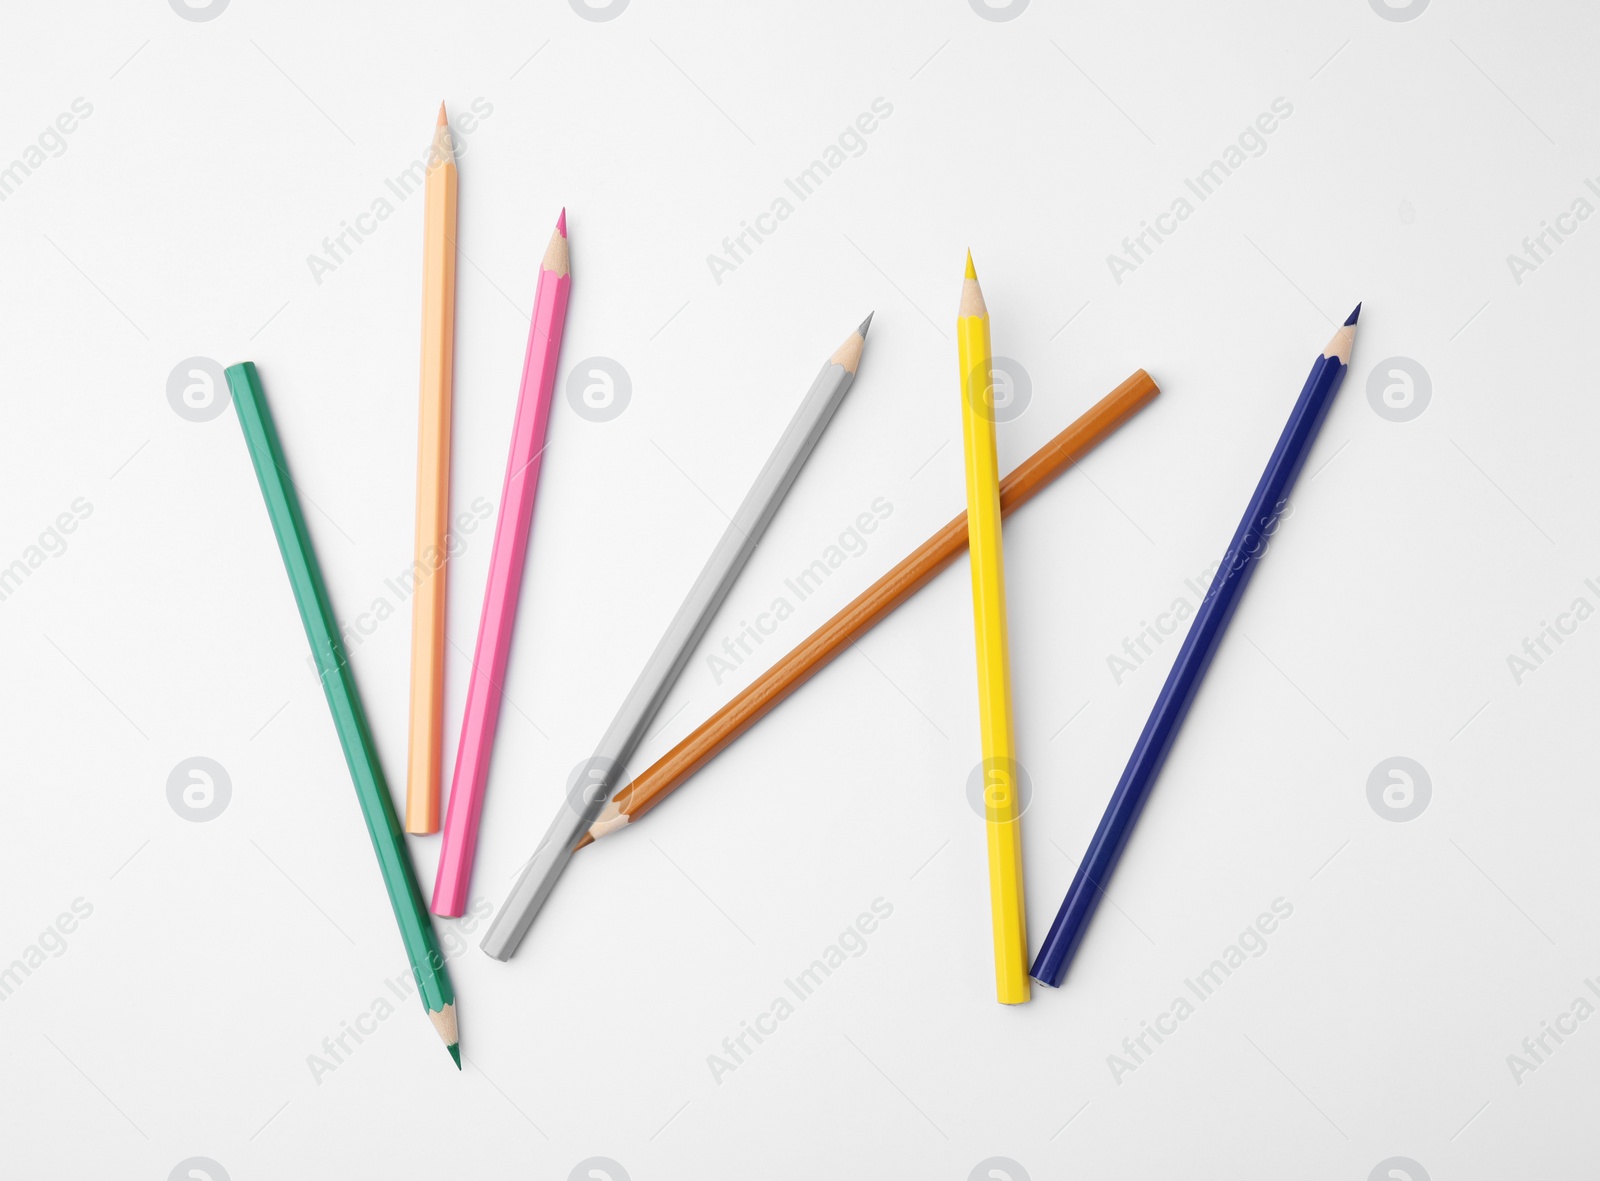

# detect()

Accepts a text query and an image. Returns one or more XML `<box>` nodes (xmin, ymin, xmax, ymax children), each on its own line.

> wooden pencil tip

<box><xmin>959</xmin><ymin>257</ymin><xmax>986</xmax><ymax>318</ymax></box>
<box><xmin>831</xmin><ymin>318</ymin><xmax>869</xmax><ymax>373</ymax></box>
<box><xmin>542</xmin><ymin>214</ymin><xmax>571</xmax><ymax>276</ymax></box>
<box><xmin>587</xmin><ymin>799</ymin><xmax>628</xmax><ymax>842</ymax></box>
<box><xmin>1323</xmin><ymin>308</ymin><xmax>1359</xmax><ymax>363</ymax></box>
<box><xmin>429</xmin><ymin>108</ymin><xmax>456</xmax><ymax>166</ymax></box>
<box><xmin>428</xmin><ymin>1002</ymin><xmax>458</xmax><ymax>1053</ymax></box>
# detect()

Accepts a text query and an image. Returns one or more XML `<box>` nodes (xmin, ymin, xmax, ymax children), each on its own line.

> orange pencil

<box><xmin>405</xmin><ymin>104</ymin><xmax>458</xmax><ymax>833</ymax></box>
<box><xmin>577</xmin><ymin>370</ymin><xmax>1159</xmax><ymax>848</ymax></box>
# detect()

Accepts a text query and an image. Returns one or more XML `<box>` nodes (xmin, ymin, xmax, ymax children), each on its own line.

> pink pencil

<box><xmin>433</xmin><ymin>210</ymin><xmax>570</xmax><ymax>917</ymax></box>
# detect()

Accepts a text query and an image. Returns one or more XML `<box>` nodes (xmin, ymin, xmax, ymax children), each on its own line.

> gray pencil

<box><xmin>482</xmin><ymin>314</ymin><xmax>875</xmax><ymax>959</ymax></box>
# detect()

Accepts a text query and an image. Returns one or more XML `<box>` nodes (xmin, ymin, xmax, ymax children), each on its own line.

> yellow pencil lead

<box><xmin>964</xmin><ymin>251</ymin><xmax>977</xmax><ymax>280</ymax></box>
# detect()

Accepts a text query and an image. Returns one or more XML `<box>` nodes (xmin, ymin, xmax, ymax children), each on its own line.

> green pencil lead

<box><xmin>448</xmin><ymin>1043</ymin><xmax>461</xmax><ymax>1070</ymax></box>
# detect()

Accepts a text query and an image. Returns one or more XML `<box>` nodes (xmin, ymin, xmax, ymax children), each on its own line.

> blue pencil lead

<box><xmin>1344</xmin><ymin>303</ymin><xmax>1361</xmax><ymax>326</ymax></box>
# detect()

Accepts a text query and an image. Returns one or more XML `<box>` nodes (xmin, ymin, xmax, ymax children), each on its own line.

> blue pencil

<box><xmin>1031</xmin><ymin>305</ymin><xmax>1361</xmax><ymax>987</ymax></box>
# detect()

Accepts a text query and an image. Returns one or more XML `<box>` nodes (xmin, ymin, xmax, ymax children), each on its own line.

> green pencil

<box><xmin>225</xmin><ymin>361</ymin><xmax>460</xmax><ymax>1068</ymax></box>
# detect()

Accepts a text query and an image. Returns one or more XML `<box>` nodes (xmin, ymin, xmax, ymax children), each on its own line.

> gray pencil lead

<box><xmin>857</xmin><ymin>312</ymin><xmax>874</xmax><ymax>337</ymax></box>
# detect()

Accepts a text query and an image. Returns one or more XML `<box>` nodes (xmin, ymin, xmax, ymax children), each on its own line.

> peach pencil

<box><xmin>404</xmin><ymin>104</ymin><xmax>459</xmax><ymax>834</ymax></box>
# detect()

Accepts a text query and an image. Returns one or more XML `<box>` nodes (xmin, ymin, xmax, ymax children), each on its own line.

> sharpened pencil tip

<box><xmin>448</xmin><ymin>1043</ymin><xmax>461</xmax><ymax>1069</ymax></box>
<box><xmin>1323</xmin><ymin>306</ymin><xmax>1359</xmax><ymax>363</ymax></box>
<box><xmin>831</xmin><ymin>317</ymin><xmax>869</xmax><ymax>372</ymax></box>
<box><xmin>542</xmin><ymin>213</ymin><xmax>571</xmax><ymax>275</ymax></box>
<box><xmin>437</xmin><ymin>103</ymin><xmax>448</xmax><ymax>126</ymax></box>
<box><xmin>959</xmin><ymin>255</ymin><xmax>986</xmax><ymax>317</ymax></box>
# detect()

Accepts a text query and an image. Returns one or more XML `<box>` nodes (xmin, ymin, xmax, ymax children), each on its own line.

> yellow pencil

<box><xmin>957</xmin><ymin>252</ymin><xmax>1029</xmax><ymax>1004</ymax></box>
<box><xmin>405</xmin><ymin>104</ymin><xmax>458</xmax><ymax>834</ymax></box>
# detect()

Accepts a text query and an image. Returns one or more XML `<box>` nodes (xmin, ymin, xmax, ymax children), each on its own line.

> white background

<box><xmin>1</xmin><ymin>0</ymin><xmax>1596</xmax><ymax>1177</ymax></box>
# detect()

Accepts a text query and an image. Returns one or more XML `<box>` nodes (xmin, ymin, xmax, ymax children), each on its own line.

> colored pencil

<box><xmin>1031</xmin><ymin>305</ymin><xmax>1361</xmax><ymax>988</ymax></box>
<box><xmin>224</xmin><ymin>361</ymin><xmax>459</xmax><ymax>1067</ymax></box>
<box><xmin>404</xmin><ymin>104</ymin><xmax>459</xmax><ymax>835</ymax></box>
<box><xmin>576</xmin><ymin>369</ymin><xmax>1160</xmax><ymax>849</ymax></box>
<box><xmin>432</xmin><ymin>210</ymin><xmax>571</xmax><ymax>917</ymax></box>
<box><xmin>957</xmin><ymin>253</ymin><xmax>1028</xmax><ymax>1004</ymax></box>
<box><xmin>481</xmin><ymin>315</ymin><xmax>875</xmax><ymax>959</ymax></box>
